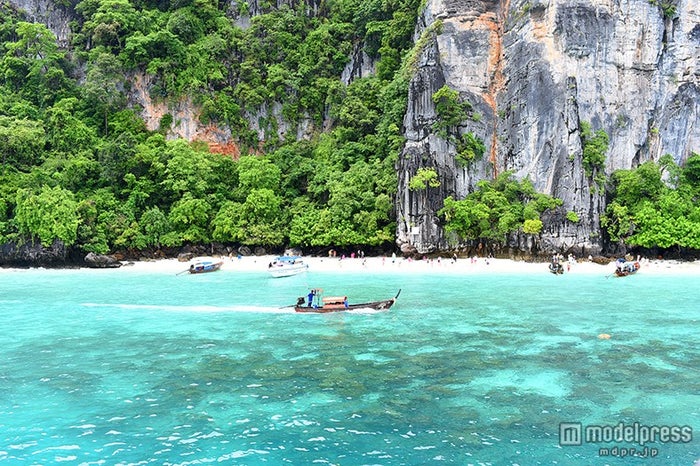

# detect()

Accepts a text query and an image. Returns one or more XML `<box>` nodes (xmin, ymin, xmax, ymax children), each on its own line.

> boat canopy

<box><xmin>274</xmin><ymin>256</ymin><xmax>301</xmax><ymax>262</ymax></box>
<box><xmin>322</xmin><ymin>296</ymin><xmax>347</xmax><ymax>305</ymax></box>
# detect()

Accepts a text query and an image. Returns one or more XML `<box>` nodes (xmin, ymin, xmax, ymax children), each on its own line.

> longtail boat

<box><xmin>614</xmin><ymin>258</ymin><xmax>640</xmax><ymax>277</ymax></box>
<box><xmin>293</xmin><ymin>289</ymin><xmax>401</xmax><ymax>313</ymax></box>
<box><xmin>188</xmin><ymin>257</ymin><xmax>224</xmax><ymax>274</ymax></box>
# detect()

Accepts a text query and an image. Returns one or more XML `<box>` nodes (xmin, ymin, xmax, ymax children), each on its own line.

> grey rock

<box><xmin>84</xmin><ymin>252</ymin><xmax>122</xmax><ymax>268</ymax></box>
<box><xmin>0</xmin><ymin>239</ymin><xmax>70</xmax><ymax>267</ymax></box>
<box><xmin>10</xmin><ymin>0</ymin><xmax>72</xmax><ymax>45</ymax></box>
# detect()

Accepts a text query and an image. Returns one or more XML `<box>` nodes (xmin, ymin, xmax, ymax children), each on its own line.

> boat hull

<box><xmin>549</xmin><ymin>263</ymin><xmax>564</xmax><ymax>274</ymax></box>
<box><xmin>268</xmin><ymin>256</ymin><xmax>309</xmax><ymax>278</ymax></box>
<box><xmin>269</xmin><ymin>263</ymin><xmax>308</xmax><ymax>278</ymax></box>
<box><xmin>614</xmin><ymin>269</ymin><xmax>639</xmax><ymax>277</ymax></box>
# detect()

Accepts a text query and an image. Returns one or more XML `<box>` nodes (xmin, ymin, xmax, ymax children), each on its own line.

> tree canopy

<box><xmin>602</xmin><ymin>153</ymin><xmax>700</xmax><ymax>250</ymax></box>
<box><xmin>0</xmin><ymin>1</ymin><xmax>419</xmax><ymax>253</ymax></box>
<box><xmin>439</xmin><ymin>171</ymin><xmax>562</xmax><ymax>244</ymax></box>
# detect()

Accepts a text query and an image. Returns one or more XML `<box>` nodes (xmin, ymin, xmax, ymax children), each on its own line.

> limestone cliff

<box><xmin>10</xmin><ymin>0</ymin><xmax>72</xmax><ymax>46</ymax></box>
<box><xmin>396</xmin><ymin>0</ymin><xmax>699</xmax><ymax>256</ymax></box>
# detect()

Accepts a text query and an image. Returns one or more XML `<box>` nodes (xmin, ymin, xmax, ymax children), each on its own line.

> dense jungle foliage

<box><xmin>0</xmin><ymin>0</ymin><xmax>420</xmax><ymax>253</ymax></box>
<box><xmin>0</xmin><ymin>0</ymin><xmax>698</xmax><ymax>257</ymax></box>
<box><xmin>602</xmin><ymin>153</ymin><xmax>700</xmax><ymax>251</ymax></box>
<box><xmin>439</xmin><ymin>171</ymin><xmax>562</xmax><ymax>243</ymax></box>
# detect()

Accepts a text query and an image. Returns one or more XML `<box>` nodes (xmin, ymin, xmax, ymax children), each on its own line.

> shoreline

<box><xmin>115</xmin><ymin>255</ymin><xmax>700</xmax><ymax>276</ymax></box>
<box><xmin>3</xmin><ymin>254</ymin><xmax>699</xmax><ymax>276</ymax></box>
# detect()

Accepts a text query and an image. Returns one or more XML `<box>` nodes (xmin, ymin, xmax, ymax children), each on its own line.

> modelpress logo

<box><xmin>559</xmin><ymin>422</ymin><xmax>693</xmax><ymax>457</ymax></box>
<box><xmin>559</xmin><ymin>422</ymin><xmax>583</xmax><ymax>446</ymax></box>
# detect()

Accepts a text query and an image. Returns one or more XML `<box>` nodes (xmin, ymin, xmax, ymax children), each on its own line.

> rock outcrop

<box><xmin>10</xmin><ymin>0</ymin><xmax>72</xmax><ymax>46</ymax></box>
<box><xmin>396</xmin><ymin>0</ymin><xmax>699</xmax><ymax>255</ymax></box>
<box><xmin>0</xmin><ymin>239</ymin><xmax>72</xmax><ymax>267</ymax></box>
<box><xmin>84</xmin><ymin>252</ymin><xmax>122</xmax><ymax>268</ymax></box>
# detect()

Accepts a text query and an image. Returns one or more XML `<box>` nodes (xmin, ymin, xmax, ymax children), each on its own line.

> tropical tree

<box><xmin>0</xmin><ymin>116</ymin><xmax>46</xmax><ymax>172</ymax></box>
<box><xmin>603</xmin><ymin>154</ymin><xmax>700</xmax><ymax>250</ymax></box>
<box><xmin>77</xmin><ymin>0</ymin><xmax>141</xmax><ymax>51</ymax></box>
<box><xmin>163</xmin><ymin>193</ymin><xmax>212</xmax><ymax>246</ymax></box>
<box><xmin>580</xmin><ymin>121</ymin><xmax>609</xmax><ymax>180</ymax></box>
<box><xmin>409</xmin><ymin>167</ymin><xmax>440</xmax><ymax>190</ymax></box>
<box><xmin>14</xmin><ymin>186</ymin><xmax>80</xmax><ymax>246</ymax></box>
<box><xmin>440</xmin><ymin>172</ymin><xmax>561</xmax><ymax>244</ymax></box>
<box><xmin>44</xmin><ymin>98</ymin><xmax>98</xmax><ymax>154</ymax></box>
<box><xmin>0</xmin><ymin>22</ymin><xmax>73</xmax><ymax>109</ymax></box>
<box><xmin>82</xmin><ymin>52</ymin><xmax>126</xmax><ymax>134</ymax></box>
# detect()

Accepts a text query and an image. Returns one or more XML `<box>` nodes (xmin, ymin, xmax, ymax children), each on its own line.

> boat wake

<box><xmin>81</xmin><ymin>303</ymin><xmax>296</xmax><ymax>314</ymax></box>
<box><xmin>343</xmin><ymin>307</ymin><xmax>386</xmax><ymax>314</ymax></box>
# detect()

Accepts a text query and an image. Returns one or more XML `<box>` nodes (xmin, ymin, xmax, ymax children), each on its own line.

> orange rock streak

<box><xmin>475</xmin><ymin>0</ymin><xmax>509</xmax><ymax>177</ymax></box>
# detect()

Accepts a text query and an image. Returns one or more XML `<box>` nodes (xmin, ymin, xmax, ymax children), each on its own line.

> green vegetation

<box><xmin>2</xmin><ymin>2</ymin><xmax>697</xmax><ymax>257</ymax></box>
<box><xmin>0</xmin><ymin>0</ymin><xmax>423</xmax><ymax>252</ymax></box>
<box><xmin>456</xmin><ymin>132</ymin><xmax>486</xmax><ymax>166</ymax></box>
<box><xmin>439</xmin><ymin>171</ymin><xmax>562</xmax><ymax>244</ymax></box>
<box><xmin>566</xmin><ymin>211</ymin><xmax>580</xmax><ymax>223</ymax></box>
<box><xmin>431</xmin><ymin>85</ymin><xmax>485</xmax><ymax>166</ymax></box>
<box><xmin>580</xmin><ymin>121</ymin><xmax>608</xmax><ymax>181</ymax></box>
<box><xmin>432</xmin><ymin>85</ymin><xmax>471</xmax><ymax>138</ymax></box>
<box><xmin>409</xmin><ymin>167</ymin><xmax>440</xmax><ymax>190</ymax></box>
<box><xmin>602</xmin><ymin>153</ymin><xmax>700</xmax><ymax>250</ymax></box>
<box><xmin>647</xmin><ymin>0</ymin><xmax>676</xmax><ymax>18</ymax></box>
<box><xmin>523</xmin><ymin>218</ymin><xmax>543</xmax><ymax>235</ymax></box>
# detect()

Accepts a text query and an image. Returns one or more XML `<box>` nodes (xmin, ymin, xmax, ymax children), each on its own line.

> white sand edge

<box><xmin>118</xmin><ymin>255</ymin><xmax>700</xmax><ymax>276</ymax></box>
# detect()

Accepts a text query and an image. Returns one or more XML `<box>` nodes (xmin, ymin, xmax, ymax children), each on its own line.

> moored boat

<box><xmin>188</xmin><ymin>257</ymin><xmax>224</xmax><ymax>274</ymax></box>
<box><xmin>293</xmin><ymin>289</ymin><xmax>401</xmax><ymax>313</ymax></box>
<box><xmin>614</xmin><ymin>258</ymin><xmax>640</xmax><ymax>277</ymax></box>
<box><xmin>549</xmin><ymin>262</ymin><xmax>564</xmax><ymax>274</ymax></box>
<box><xmin>268</xmin><ymin>256</ymin><xmax>309</xmax><ymax>278</ymax></box>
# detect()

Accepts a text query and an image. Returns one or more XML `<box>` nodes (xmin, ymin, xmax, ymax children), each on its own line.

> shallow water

<box><xmin>0</xmin><ymin>265</ymin><xmax>698</xmax><ymax>465</ymax></box>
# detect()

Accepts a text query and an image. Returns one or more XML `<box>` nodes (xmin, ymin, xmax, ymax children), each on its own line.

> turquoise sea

<box><xmin>0</xmin><ymin>262</ymin><xmax>698</xmax><ymax>465</ymax></box>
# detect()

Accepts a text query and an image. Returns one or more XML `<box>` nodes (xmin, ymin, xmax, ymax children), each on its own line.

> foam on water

<box><xmin>82</xmin><ymin>302</ymin><xmax>296</xmax><ymax>314</ymax></box>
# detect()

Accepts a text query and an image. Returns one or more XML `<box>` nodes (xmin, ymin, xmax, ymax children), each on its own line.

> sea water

<box><xmin>0</xmin><ymin>262</ymin><xmax>698</xmax><ymax>465</ymax></box>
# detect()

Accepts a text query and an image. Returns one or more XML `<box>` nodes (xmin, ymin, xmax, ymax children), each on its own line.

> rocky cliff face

<box><xmin>10</xmin><ymin>0</ymin><xmax>72</xmax><ymax>46</ymax></box>
<box><xmin>396</xmin><ymin>0</ymin><xmax>699</xmax><ymax>256</ymax></box>
<box><xmin>0</xmin><ymin>239</ymin><xmax>74</xmax><ymax>267</ymax></box>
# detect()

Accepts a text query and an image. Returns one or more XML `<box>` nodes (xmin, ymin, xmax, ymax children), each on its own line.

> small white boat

<box><xmin>268</xmin><ymin>256</ymin><xmax>309</xmax><ymax>278</ymax></box>
<box><xmin>188</xmin><ymin>257</ymin><xmax>224</xmax><ymax>274</ymax></box>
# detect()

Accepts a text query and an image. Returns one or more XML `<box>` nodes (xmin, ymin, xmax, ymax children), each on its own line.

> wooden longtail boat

<box><xmin>293</xmin><ymin>289</ymin><xmax>401</xmax><ymax>313</ymax></box>
<box><xmin>549</xmin><ymin>262</ymin><xmax>564</xmax><ymax>274</ymax></box>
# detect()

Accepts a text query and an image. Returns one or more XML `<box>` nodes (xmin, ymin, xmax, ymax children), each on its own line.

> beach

<box><xmin>126</xmin><ymin>254</ymin><xmax>700</xmax><ymax>276</ymax></box>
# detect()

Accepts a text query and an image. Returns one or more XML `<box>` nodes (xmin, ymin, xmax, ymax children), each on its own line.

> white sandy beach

<box><xmin>125</xmin><ymin>254</ymin><xmax>700</xmax><ymax>276</ymax></box>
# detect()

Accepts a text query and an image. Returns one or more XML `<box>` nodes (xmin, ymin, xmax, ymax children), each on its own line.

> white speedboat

<box><xmin>268</xmin><ymin>256</ymin><xmax>309</xmax><ymax>278</ymax></box>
